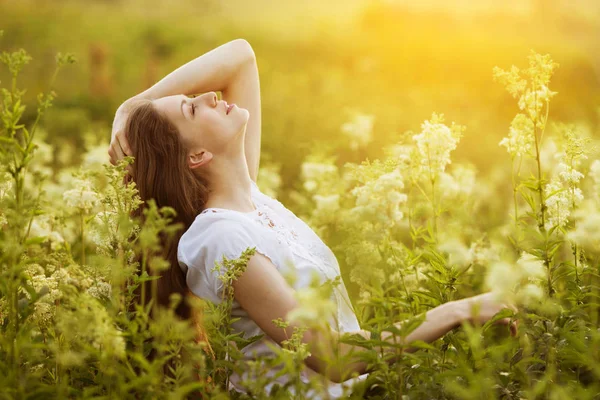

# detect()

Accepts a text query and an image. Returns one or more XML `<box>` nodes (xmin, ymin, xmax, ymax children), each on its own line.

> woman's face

<box><xmin>152</xmin><ymin>92</ymin><xmax>249</xmax><ymax>167</ymax></box>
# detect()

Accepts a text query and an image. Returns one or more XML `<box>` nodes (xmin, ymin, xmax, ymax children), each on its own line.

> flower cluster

<box><xmin>544</xmin><ymin>128</ymin><xmax>589</xmax><ymax>230</ymax></box>
<box><xmin>485</xmin><ymin>252</ymin><xmax>546</xmax><ymax>306</ymax></box>
<box><xmin>493</xmin><ymin>52</ymin><xmax>558</xmax><ymax>126</ymax></box>
<box><xmin>347</xmin><ymin>164</ymin><xmax>407</xmax><ymax>226</ymax></box>
<box><xmin>63</xmin><ymin>177</ymin><xmax>100</xmax><ymax>212</ymax></box>
<box><xmin>589</xmin><ymin>159</ymin><xmax>600</xmax><ymax>203</ymax></box>
<box><xmin>341</xmin><ymin>112</ymin><xmax>375</xmax><ymax>150</ymax></box>
<box><xmin>300</xmin><ymin>160</ymin><xmax>339</xmax><ymax>193</ymax></box>
<box><xmin>412</xmin><ymin>113</ymin><xmax>464</xmax><ymax>178</ymax></box>
<box><xmin>499</xmin><ymin>113</ymin><xmax>535</xmax><ymax>158</ymax></box>
<box><xmin>27</xmin><ymin>214</ymin><xmax>66</xmax><ymax>250</ymax></box>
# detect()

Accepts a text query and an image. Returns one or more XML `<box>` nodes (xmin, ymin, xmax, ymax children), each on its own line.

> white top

<box><xmin>177</xmin><ymin>179</ymin><xmax>368</xmax><ymax>398</ymax></box>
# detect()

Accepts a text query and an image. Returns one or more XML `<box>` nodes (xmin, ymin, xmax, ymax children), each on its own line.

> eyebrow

<box><xmin>180</xmin><ymin>98</ymin><xmax>186</xmax><ymax>120</ymax></box>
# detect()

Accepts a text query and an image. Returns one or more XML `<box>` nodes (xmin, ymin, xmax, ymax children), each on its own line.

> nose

<box><xmin>201</xmin><ymin>91</ymin><xmax>217</xmax><ymax>107</ymax></box>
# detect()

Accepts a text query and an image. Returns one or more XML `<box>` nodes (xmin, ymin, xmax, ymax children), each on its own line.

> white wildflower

<box><xmin>341</xmin><ymin>113</ymin><xmax>375</xmax><ymax>151</ymax></box>
<box><xmin>590</xmin><ymin>160</ymin><xmax>600</xmax><ymax>201</ymax></box>
<box><xmin>412</xmin><ymin>113</ymin><xmax>464</xmax><ymax>177</ymax></box>
<box><xmin>0</xmin><ymin>172</ymin><xmax>12</xmax><ymax>200</ymax></box>
<box><xmin>557</xmin><ymin>162</ymin><xmax>584</xmax><ymax>185</ymax></box>
<box><xmin>350</xmin><ymin>168</ymin><xmax>407</xmax><ymax>226</ymax></box>
<box><xmin>518</xmin><ymin>283</ymin><xmax>544</xmax><ymax>305</ymax></box>
<box><xmin>499</xmin><ymin>113</ymin><xmax>534</xmax><ymax>158</ymax></box>
<box><xmin>358</xmin><ymin>290</ymin><xmax>371</xmax><ymax>306</ymax></box>
<box><xmin>313</xmin><ymin>194</ymin><xmax>340</xmax><ymax>214</ymax></box>
<box><xmin>485</xmin><ymin>261</ymin><xmax>521</xmax><ymax>298</ymax></box>
<box><xmin>545</xmin><ymin>178</ymin><xmax>583</xmax><ymax>229</ymax></box>
<box><xmin>438</xmin><ymin>238</ymin><xmax>473</xmax><ymax>267</ymax></box>
<box><xmin>82</xmin><ymin>144</ymin><xmax>110</xmax><ymax>168</ymax></box>
<box><xmin>301</xmin><ymin>161</ymin><xmax>338</xmax><ymax>194</ymax></box>
<box><xmin>567</xmin><ymin>200</ymin><xmax>600</xmax><ymax>255</ymax></box>
<box><xmin>63</xmin><ymin>178</ymin><xmax>99</xmax><ymax>212</ymax></box>
<box><xmin>517</xmin><ymin>85</ymin><xmax>557</xmax><ymax>119</ymax></box>
<box><xmin>516</xmin><ymin>253</ymin><xmax>546</xmax><ymax>280</ymax></box>
<box><xmin>87</xmin><ymin>281</ymin><xmax>112</xmax><ymax>300</ymax></box>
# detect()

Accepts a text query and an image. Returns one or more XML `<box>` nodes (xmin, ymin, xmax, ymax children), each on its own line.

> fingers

<box><xmin>116</xmin><ymin>130</ymin><xmax>132</xmax><ymax>156</ymax></box>
<box><xmin>497</xmin><ymin>315</ymin><xmax>519</xmax><ymax>337</ymax></box>
<box><xmin>108</xmin><ymin>130</ymin><xmax>132</xmax><ymax>166</ymax></box>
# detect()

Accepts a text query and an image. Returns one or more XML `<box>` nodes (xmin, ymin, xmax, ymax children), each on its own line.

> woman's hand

<box><xmin>109</xmin><ymin>98</ymin><xmax>139</xmax><ymax>175</ymax></box>
<box><xmin>457</xmin><ymin>292</ymin><xmax>519</xmax><ymax>336</ymax></box>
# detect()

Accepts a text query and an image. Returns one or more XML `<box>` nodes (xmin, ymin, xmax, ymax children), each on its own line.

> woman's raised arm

<box><xmin>110</xmin><ymin>39</ymin><xmax>262</xmax><ymax>180</ymax></box>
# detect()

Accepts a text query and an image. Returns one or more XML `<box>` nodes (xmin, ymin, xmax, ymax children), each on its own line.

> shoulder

<box><xmin>179</xmin><ymin>213</ymin><xmax>259</xmax><ymax>259</ymax></box>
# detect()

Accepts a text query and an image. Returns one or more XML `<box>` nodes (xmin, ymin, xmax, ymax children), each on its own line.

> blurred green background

<box><xmin>1</xmin><ymin>0</ymin><xmax>598</xmax><ymax>195</ymax></box>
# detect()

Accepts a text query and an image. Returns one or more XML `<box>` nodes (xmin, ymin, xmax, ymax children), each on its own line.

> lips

<box><xmin>226</xmin><ymin>103</ymin><xmax>235</xmax><ymax>115</ymax></box>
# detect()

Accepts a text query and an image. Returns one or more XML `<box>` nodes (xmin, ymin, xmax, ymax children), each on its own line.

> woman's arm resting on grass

<box><xmin>232</xmin><ymin>253</ymin><xmax>518</xmax><ymax>384</ymax></box>
<box><xmin>113</xmin><ymin>39</ymin><xmax>262</xmax><ymax>180</ymax></box>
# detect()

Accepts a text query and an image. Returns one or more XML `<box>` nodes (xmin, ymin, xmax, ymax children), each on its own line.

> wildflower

<box><xmin>517</xmin><ymin>84</ymin><xmax>557</xmax><ymax>119</ymax></box>
<box><xmin>493</xmin><ymin>51</ymin><xmax>558</xmax><ymax>124</ymax></box>
<box><xmin>545</xmin><ymin>178</ymin><xmax>583</xmax><ymax>229</ymax></box>
<box><xmin>485</xmin><ymin>261</ymin><xmax>520</xmax><ymax>296</ymax></box>
<box><xmin>349</xmin><ymin>168</ymin><xmax>407</xmax><ymax>226</ymax></box>
<box><xmin>63</xmin><ymin>178</ymin><xmax>99</xmax><ymax>212</ymax></box>
<box><xmin>301</xmin><ymin>161</ymin><xmax>338</xmax><ymax>194</ymax></box>
<box><xmin>341</xmin><ymin>113</ymin><xmax>375</xmax><ymax>150</ymax></box>
<box><xmin>27</xmin><ymin>215</ymin><xmax>65</xmax><ymax>249</ymax></box>
<box><xmin>90</xmin><ymin>211</ymin><xmax>118</xmax><ymax>249</ymax></box>
<box><xmin>499</xmin><ymin>113</ymin><xmax>535</xmax><ymax>158</ymax></box>
<box><xmin>358</xmin><ymin>290</ymin><xmax>371</xmax><ymax>306</ymax></box>
<box><xmin>389</xmin><ymin>271</ymin><xmax>402</xmax><ymax>285</ymax></box>
<box><xmin>412</xmin><ymin>113</ymin><xmax>464</xmax><ymax>177</ymax></box>
<box><xmin>438</xmin><ymin>238</ymin><xmax>473</xmax><ymax>267</ymax></box>
<box><xmin>567</xmin><ymin>200</ymin><xmax>600</xmax><ymax>255</ymax></box>
<box><xmin>590</xmin><ymin>160</ymin><xmax>600</xmax><ymax>201</ymax></box>
<box><xmin>0</xmin><ymin>172</ymin><xmax>12</xmax><ymax>200</ymax></box>
<box><xmin>438</xmin><ymin>164</ymin><xmax>477</xmax><ymax>199</ymax></box>
<box><xmin>486</xmin><ymin>252</ymin><xmax>548</xmax><ymax>305</ymax></box>
<box><xmin>516</xmin><ymin>253</ymin><xmax>546</xmax><ymax>280</ymax></box>
<box><xmin>82</xmin><ymin>143</ymin><xmax>110</xmax><ymax>168</ymax></box>
<box><xmin>557</xmin><ymin>162</ymin><xmax>584</xmax><ymax>185</ymax></box>
<box><xmin>87</xmin><ymin>281</ymin><xmax>112</xmax><ymax>300</ymax></box>
<box><xmin>313</xmin><ymin>194</ymin><xmax>340</xmax><ymax>214</ymax></box>
<box><xmin>518</xmin><ymin>283</ymin><xmax>544</xmax><ymax>305</ymax></box>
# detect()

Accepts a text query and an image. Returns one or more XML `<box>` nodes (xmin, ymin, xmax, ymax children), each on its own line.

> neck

<box><xmin>204</xmin><ymin>144</ymin><xmax>255</xmax><ymax>213</ymax></box>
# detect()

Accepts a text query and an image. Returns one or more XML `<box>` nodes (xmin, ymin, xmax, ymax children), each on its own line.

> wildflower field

<box><xmin>1</xmin><ymin>1</ymin><xmax>600</xmax><ymax>399</ymax></box>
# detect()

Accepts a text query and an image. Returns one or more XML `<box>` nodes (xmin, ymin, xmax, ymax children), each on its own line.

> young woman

<box><xmin>108</xmin><ymin>39</ymin><xmax>518</xmax><ymax>398</ymax></box>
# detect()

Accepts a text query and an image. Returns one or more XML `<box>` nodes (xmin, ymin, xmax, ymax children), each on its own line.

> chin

<box><xmin>237</xmin><ymin>106</ymin><xmax>250</xmax><ymax>120</ymax></box>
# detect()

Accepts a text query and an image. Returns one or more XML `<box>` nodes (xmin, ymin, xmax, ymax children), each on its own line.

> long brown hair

<box><xmin>123</xmin><ymin>99</ymin><xmax>212</xmax><ymax>343</ymax></box>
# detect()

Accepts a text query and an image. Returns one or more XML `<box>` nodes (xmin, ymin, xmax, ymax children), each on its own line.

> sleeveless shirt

<box><xmin>177</xmin><ymin>179</ymin><xmax>368</xmax><ymax>398</ymax></box>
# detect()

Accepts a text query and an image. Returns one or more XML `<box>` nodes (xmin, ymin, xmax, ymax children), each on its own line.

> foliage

<box><xmin>1</xmin><ymin>30</ymin><xmax>600</xmax><ymax>400</ymax></box>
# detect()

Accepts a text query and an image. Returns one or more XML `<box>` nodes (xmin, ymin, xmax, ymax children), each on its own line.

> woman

<box><xmin>108</xmin><ymin>39</ymin><xmax>518</xmax><ymax>398</ymax></box>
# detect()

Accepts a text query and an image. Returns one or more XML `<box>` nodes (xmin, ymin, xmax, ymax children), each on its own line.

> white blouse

<box><xmin>177</xmin><ymin>179</ymin><xmax>368</xmax><ymax>398</ymax></box>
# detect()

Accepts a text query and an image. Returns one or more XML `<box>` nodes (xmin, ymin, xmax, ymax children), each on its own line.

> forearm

<box><xmin>307</xmin><ymin>300</ymin><xmax>465</xmax><ymax>383</ymax></box>
<box><xmin>132</xmin><ymin>39</ymin><xmax>255</xmax><ymax>101</ymax></box>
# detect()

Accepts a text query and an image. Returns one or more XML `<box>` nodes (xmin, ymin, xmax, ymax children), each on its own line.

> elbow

<box><xmin>231</xmin><ymin>38</ymin><xmax>256</xmax><ymax>62</ymax></box>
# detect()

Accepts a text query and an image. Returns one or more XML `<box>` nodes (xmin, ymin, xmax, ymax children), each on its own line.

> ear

<box><xmin>188</xmin><ymin>150</ymin><xmax>213</xmax><ymax>170</ymax></box>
